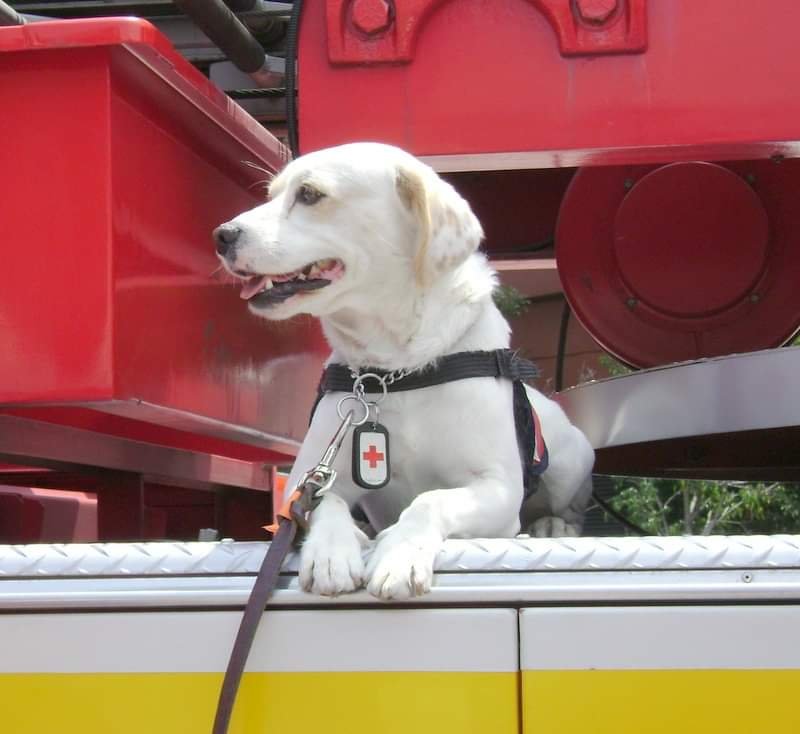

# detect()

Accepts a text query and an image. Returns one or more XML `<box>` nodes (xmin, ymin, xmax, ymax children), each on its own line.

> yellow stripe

<box><xmin>0</xmin><ymin>671</ymin><xmax>517</xmax><ymax>734</ymax></box>
<box><xmin>523</xmin><ymin>670</ymin><xmax>800</xmax><ymax>733</ymax></box>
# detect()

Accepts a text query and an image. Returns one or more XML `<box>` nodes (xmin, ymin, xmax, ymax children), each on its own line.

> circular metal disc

<box><xmin>556</xmin><ymin>160</ymin><xmax>800</xmax><ymax>367</ymax></box>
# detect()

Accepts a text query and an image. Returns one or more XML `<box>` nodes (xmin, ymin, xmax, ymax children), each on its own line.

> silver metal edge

<box><xmin>420</xmin><ymin>142</ymin><xmax>800</xmax><ymax>173</ymax></box>
<box><xmin>1</xmin><ymin>569</ymin><xmax>799</xmax><ymax>610</ymax></box>
<box><xmin>0</xmin><ymin>415</ymin><xmax>272</xmax><ymax>491</ymax></box>
<box><xmin>2</xmin><ymin>536</ymin><xmax>799</xmax><ymax>577</ymax></box>
<box><xmin>556</xmin><ymin>348</ymin><xmax>800</xmax><ymax>449</ymax></box>
<box><xmin>91</xmin><ymin>399</ymin><xmax>302</xmax><ymax>457</ymax></box>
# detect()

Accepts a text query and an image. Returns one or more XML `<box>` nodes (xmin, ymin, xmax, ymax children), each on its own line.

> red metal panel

<box><xmin>0</xmin><ymin>48</ymin><xmax>113</xmax><ymax>402</ymax></box>
<box><xmin>299</xmin><ymin>0</ymin><xmax>800</xmax><ymax>162</ymax></box>
<box><xmin>106</xmin><ymin>49</ymin><xmax>325</xmax><ymax>444</ymax></box>
<box><xmin>0</xmin><ymin>19</ymin><xmax>328</xmax><ymax>454</ymax></box>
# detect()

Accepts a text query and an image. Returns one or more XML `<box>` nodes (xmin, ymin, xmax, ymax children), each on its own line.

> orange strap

<box><xmin>263</xmin><ymin>488</ymin><xmax>303</xmax><ymax>534</ymax></box>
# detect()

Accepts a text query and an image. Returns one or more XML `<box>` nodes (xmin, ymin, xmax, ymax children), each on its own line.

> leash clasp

<box><xmin>265</xmin><ymin>405</ymin><xmax>359</xmax><ymax>534</ymax></box>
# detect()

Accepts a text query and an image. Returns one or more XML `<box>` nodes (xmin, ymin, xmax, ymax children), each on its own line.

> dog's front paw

<box><xmin>299</xmin><ymin>524</ymin><xmax>368</xmax><ymax>596</ymax></box>
<box><xmin>530</xmin><ymin>516</ymin><xmax>580</xmax><ymax>538</ymax></box>
<box><xmin>365</xmin><ymin>528</ymin><xmax>441</xmax><ymax>600</ymax></box>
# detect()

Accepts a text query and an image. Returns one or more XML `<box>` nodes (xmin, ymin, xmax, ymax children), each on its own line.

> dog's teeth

<box><xmin>263</xmin><ymin>278</ymin><xmax>273</xmax><ymax>291</ymax></box>
<box><xmin>297</xmin><ymin>272</ymin><xmax>306</xmax><ymax>281</ymax></box>
<box><xmin>302</xmin><ymin>264</ymin><xmax>314</xmax><ymax>276</ymax></box>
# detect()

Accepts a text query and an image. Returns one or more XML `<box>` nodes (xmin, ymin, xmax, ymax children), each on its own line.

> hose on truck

<box><xmin>0</xmin><ymin>0</ymin><xmax>26</xmax><ymax>26</ymax></box>
<box><xmin>285</xmin><ymin>0</ymin><xmax>303</xmax><ymax>156</ymax></box>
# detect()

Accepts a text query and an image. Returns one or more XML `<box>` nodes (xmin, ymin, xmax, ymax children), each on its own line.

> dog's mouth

<box><xmin>236</xmin><ymin>258</ymin><xmax>345</xmax><ymax>306</ymax></box>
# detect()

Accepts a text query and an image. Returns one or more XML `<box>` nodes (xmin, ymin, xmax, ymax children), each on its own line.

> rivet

<box><xmin>575</xmin><ymin>0</ymin><xmax>619</xmax><ymax>25</ymax></box>
<box><xmin>351</xmin><ymin>0</ymin><xmax>393</xmax><ymax>36</ymax></box>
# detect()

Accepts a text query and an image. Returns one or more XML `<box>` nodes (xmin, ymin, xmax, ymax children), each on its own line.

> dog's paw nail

<box><xmin>365</xmin><ymin>533</ymin><xmax>437</xmax><ymax>600</ymax></box>
<box><xmin>299</xmin><ymin>536</ymin><xmax>366</xmax><ymax>596</ymax></box>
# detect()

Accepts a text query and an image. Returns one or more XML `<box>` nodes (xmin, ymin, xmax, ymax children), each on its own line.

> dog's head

<box><xmin>214</xmin><ymin>143</ymin><xmax>483</xmax><ymax>320</ymax></box>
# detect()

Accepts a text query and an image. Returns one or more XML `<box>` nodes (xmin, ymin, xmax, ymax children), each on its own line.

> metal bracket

<box><xmin>326</xmin><ymin>0</ymin><xmax>647</xmax><ymax>65</ymax></box>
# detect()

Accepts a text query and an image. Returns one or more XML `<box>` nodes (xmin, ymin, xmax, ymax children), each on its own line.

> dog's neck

<box><xmin>320</xmin><ymin>255</ymin><xmax>510</xmax><ymax>371</ymax></box>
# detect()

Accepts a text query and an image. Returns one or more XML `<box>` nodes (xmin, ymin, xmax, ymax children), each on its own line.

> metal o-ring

<box><xmin>336</xmin><ymin>395</ymin><xmax>370</xmax><ymax>426</ymax></box>
<box><xmin>352</xmin><ymin>373</ymin><xmax>389</xmax><ymax>403</ymax></box>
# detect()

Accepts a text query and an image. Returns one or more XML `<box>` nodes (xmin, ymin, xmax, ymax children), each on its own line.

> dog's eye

<box><xmin>296</xmin><ymin>184</ymin><xmax>325</xmax><ymax>206</ymax></box>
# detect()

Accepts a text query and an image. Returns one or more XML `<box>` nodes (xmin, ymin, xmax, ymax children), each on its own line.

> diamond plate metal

<box><xmin>0</xmin><ymin>535</ymin><xmax>798</xmax><ymax>578</ymax></box>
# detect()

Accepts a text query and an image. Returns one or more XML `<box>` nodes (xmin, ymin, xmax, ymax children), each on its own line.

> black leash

<box><xmin>212</xmin><ymin>408</ymin><xmax>356</xmax><ymax>734</ymax></box>
<box><xmin>212</xmin><ymin>516</ymin><xmax>298</xmax><ymax>734</ymax></box>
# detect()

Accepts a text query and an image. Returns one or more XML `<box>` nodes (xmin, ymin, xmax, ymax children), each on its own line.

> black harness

<box><xmin>313</xmin><ymin>348</ymin><xmax>549</xmax><ymax>499</ymax></box>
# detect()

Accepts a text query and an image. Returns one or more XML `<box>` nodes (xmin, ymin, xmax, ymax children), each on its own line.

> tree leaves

<box><xmin>608</xmin><ymin>477</ymin><xmax>800</xmax><ymax>536</ymax></box>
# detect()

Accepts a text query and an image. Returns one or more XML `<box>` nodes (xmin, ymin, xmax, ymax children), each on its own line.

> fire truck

<box><xmin>1</xmin><ymin>2</ymin><xmax>799</xmax><ymax>732</ymax></box>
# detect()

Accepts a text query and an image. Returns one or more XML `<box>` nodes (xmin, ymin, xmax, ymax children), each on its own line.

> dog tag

<box><xmin>352</xmin><ymin>423</ymin><xmax>390</xmax><ymax>489</ymax></box>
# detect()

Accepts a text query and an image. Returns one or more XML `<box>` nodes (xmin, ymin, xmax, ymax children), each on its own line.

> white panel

<box><xmin>520</xmin><ymin>606</ymin><xmax>800</xmax><ymax>670</ymax></box>
<box><xmin>0</xmin><ymin>608</ymin><xmax>517</xmax><ymax>674</ymax></box>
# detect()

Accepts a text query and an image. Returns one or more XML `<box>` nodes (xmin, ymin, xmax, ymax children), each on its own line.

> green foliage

<box><xmin>492</xmin><ymin>285</ymin><xmax>529</xmax><ymax>320</ymax></box>
<box><xmin>597</xmin><ymin>353</ymin><xmax>632</xmax><ymax>377</ymax></box>
<box><xmin>608</xmin><ymin>477</ymin><xmax>800</xmax><ymax>535</ymax></box>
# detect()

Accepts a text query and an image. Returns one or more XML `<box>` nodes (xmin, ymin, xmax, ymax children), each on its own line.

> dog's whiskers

<box><xmin>242</xmin><ymin>160</ymin><xmax>275</xmax><ymax>193</ymax></box>
<box><xmin>242</xmin><ymin>160</ymin><xmax>275</xmax><ymax>178</ymax></box>
<box><xmin>209</xmin><ymin>265</ymin><xmax>246</xmax><ymax>289</ymax></box>
<box><xmin>247</xmin><ymin>179</ymin><xmax>272</xmax><ymax>192</ymax></box>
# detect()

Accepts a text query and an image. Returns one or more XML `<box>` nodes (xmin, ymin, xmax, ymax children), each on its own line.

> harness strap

<box><xmin>319</xmin><ymin>349</ymin><xmax>539</xmax><ymax>394</ymax></box>
<box><xmin>513</xmin><ymin>380</ymin><xmax>549</xmax><ymax>497</ymax></box>
<box><xmin>314</xmin><ymin>349</ymin><xmax>547</xmax><ymax>499</ymax></box>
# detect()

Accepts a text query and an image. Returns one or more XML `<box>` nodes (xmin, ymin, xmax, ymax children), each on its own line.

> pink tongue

<box><xmin>240</xmin><ymin>275</ymin><xmax>270</xmax><ymax>300</ymax></box>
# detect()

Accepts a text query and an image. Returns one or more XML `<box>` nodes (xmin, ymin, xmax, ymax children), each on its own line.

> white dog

<box><xmin>215</xmin><ymin>143</ymin><xmax>594</xmax><ymax>599</ymax></box>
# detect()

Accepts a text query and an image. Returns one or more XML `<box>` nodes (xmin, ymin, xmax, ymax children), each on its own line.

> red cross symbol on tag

<box><xmin>362</xmin><ymin>444</ymin><xmax>384</xmax><ymax>468</ymax></box>
<box><xmin>352</xmin><ymin>423</ymin><xmax>390</xmax><ymax>489</ymax></box>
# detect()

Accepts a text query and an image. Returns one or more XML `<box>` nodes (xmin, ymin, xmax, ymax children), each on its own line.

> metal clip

<box><xmin>300</xmin><ymin>398</ymin><xmax>367</xmax><ymax>501</ymax></box>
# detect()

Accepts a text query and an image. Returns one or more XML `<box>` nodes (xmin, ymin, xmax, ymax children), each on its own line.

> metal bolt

<box><xmin>351</xmin><ymin>0</ymin><xmax>393</xmax><ymax>36</ymax></box>
<box><xmin>623</xmin><ymin>178</ymin><xmax>635</xmax><ymax>190</ymax></box>
<box><xmin>575</xmin><ymin>0</ymin><xmax>619</xmax><ymax>25</ymax></box>
<box><xmin>626</xmin><ymin>297</ymin><xmax>638</xmax><ymax>309</ymax></box>
<box><xmin>742</xmin><ymin>572</ymin><xmax>753</xmax><ymax>583</ymax></box>
<box><xmin>745</xmin><ymin>173</ymin><xmax>757</xmax><ymax>186</ymax></box>
<box><xmin>750</xmin><ymin>293</ymin><xmax>761</xmax><ymax>303</ymax></box>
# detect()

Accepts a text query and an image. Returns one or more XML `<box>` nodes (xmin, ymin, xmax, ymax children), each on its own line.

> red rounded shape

<box><xmin>575</xmin><ymin>0</ymin><xmax>618</xmax><ymax>24</ymax></box>
<box><xmin>613</xmin><ymin>162</ymin><xmax>769</xmax><ymax>318</ymax></box>
<box><xmin>351</xmin><ymin>0</ymin><xmax>392</xmax><ymax>36</ymax></box>
<box><xmin>556</xmin><ymin>160</ymin><xmax>800</xmax><ymax>368</ymax></box>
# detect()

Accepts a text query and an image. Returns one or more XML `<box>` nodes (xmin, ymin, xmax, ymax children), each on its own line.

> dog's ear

<box><xmin>396</xmin><ymin>165</ymin><xmax>483</xmax><ymax>284</ymax></box>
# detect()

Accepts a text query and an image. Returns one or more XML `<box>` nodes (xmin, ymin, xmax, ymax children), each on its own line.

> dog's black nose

<box><xmin>214</xmin><ymin>224</ymin><xmax>242</xmax><ymax>256</ymax></box>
